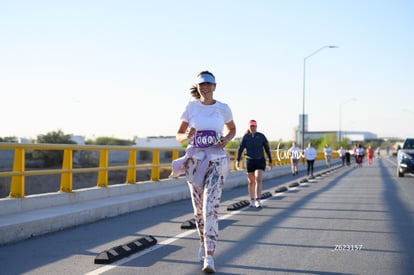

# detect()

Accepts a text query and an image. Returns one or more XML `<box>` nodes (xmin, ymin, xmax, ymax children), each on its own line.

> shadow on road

<box><xmin>216</xmin><ymin>165</ymin><xmax>356</xmax><ymax>274</ymax></box>
<box><xmin>379</xmin><ymin>159</ymin><xmax>414</xmax><ymax>274</ymax></box>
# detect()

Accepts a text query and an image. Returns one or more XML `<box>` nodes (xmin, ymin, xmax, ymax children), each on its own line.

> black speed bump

<box><xmin>227</xmin><ymin>193</ymin><xmax>271</xmax><ymax>211</ymax></box>
<box><xmin>275</xmin><ymin>186</ymin><xmax>288</xmax><ymax>193</ymax></box>
<box><xmin>181</xmin><ymin>218</ymin><xmax>196</xmax><ymax>229</ymax></box>
<box><xmin>94</xmin><ymin>235</ymin><xmax>157</xmax><ymax>264</ymax></box>
<box><xmin>288</xmin><ymin>182</ymin><xmax>299</xmax><ymax>187</ymax></box>
<box><xmin>227</xmin><ymin>200</ymin><xmax>249</xmax><ymax>211</ymax></box>
<box><xmin>261</xmin><ymin>192</ymin><xmax>272</xmax><ymax>199</ymax></box>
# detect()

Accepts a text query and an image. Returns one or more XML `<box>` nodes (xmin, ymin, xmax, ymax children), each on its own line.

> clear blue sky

<box><xmin>1</xmin><ymin>0</ymin><xmax>413</xmax><ymax>141</ymax></box>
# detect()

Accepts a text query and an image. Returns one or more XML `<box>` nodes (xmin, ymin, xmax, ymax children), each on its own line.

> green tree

<box><xmin>270</xmin><ymin>139</ymin><xmax>291</xmax><ymax>151</ymax></box>
<box><xmin>339</xmin><ymin>137</ymin><xmax>351</xmax><ymax>148</ymax></box>
<box><xmin>34</xmin><ymin>130</ymin><xmax>76</xmax><ymax>167</ymax></box>
<box><xmin>0</xmin><ymin>136</ymin><xmax>18</xmax><ymax>142</ymax></box>
<box><xmin>316</xmin><ymin>133</ymin><xmax>338</xmax><ymax>150</ymax></box>
<box><xmin>37</xmin><ymin>130</ymin><xmax>74</xmax><ymax>144</ymax></box>
<box><xmin>89</xmin><ymin>137</ymin><xmax>134</xmax><ymax>146</ymax></box>
<box><xmin>225</xmin><ymin>140</ymin><xmax>239</xmax><ymax>149</ymax></box>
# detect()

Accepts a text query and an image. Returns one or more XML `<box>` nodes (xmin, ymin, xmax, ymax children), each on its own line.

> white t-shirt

<box><xmin>180</xmin><ymin>99</ymin><xmax>233</xmax><ymax>136</ymax></box>
<box><xmin>305</xmin><ymin>147</ymin><xmax>317</xmax><ymax>160</ymax></box>
<box><xmin>289</xmin><ymin>146</ymin><xmax>301</xmax><ymax>160</ymax></box>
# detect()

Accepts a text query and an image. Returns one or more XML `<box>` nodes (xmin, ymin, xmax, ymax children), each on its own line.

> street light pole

<box><xmin>301</xmin><ymin>45</ymin><xmax>338</xmax><ymax>150</ymax></box>
<box><xmin>339</xmin><ymin>98</ymin><xmax>356</xmax><ymax>143</ymax></box>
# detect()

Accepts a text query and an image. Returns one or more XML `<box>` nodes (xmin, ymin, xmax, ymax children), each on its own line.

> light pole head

<box><xmin>328</xmin><ymin>45</ymin><xmax>339</xmax><ymax>48</ymax></box>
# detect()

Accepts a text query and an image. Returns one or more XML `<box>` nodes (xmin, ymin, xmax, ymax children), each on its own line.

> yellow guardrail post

<box><xmin>283</xmin><ymin>155</ymin><xmax>289</xmax><ymax>165</ymax></box>
<box><xmin>60</xmin><ymin>149</ymin><xmax>73</xmax><ymax>192</ymax></box>
<box><xmin>126</xmin><ymin>149</ymin><xmax>137</xmax><ymax>184</ymax></box>
<box><xmin>282</xmin><ymin>150</ymin><xmax>289</xmax><ymax>165</ymax></box>
<box><xmin>97</xmin><ymin>149</ymin><xmax>109</xmax><ymax>187</ymax></box>
<box><xmin>232</xmin><ymin>150</ymin><xmax>237</xmax><ymax>170</ymax></box>
<box><xmin>10</xmin><ymin>148</ymin><xmax>25</xmax><ymax>198</ymax></box>
<box><xmin>151</xmin><ymin>149</ymin><xmax>160</xmax><ymax>181</ymax></box>
<box><xmin>172</xmin><ymin>149</ymin><xmax>179</xmax><ymax>161</ymax></box>
<box><xmin>317</xmin><ymin>152</ymin><xmax>323</xmax><ymax>161</ymax></box>
<box><xmin>240</xmin><ymin>154</ymin><xmax>246</xmax><ymax>169</ymax></box>
<box><xmin>271</xmin><ymin>150</ymin><xmax>277</xmax><ymax>166</ymax></box>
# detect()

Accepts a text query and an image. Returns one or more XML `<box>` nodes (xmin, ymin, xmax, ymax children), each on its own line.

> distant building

<box><xmin>135</xmin><ymin>136</ymin><xmax>181</xmax><ymax>148</ymax></box>
<box><xmin>301</xmin><ymin>130</ymin><xmax>377</xmax><ymax>142</ymax></box>
<box><xmin>18</xmin><ymin>137</ymin><xmax>33</xmax><ymax>144</ymax></box>
<box><xmin>295</xmin><ymin>114</ymin><xmax>378</xmax><ymax>145</ymax></box>
<box><xmin>70</xmin><ymin>135</ymin><xmax>85</xmax><ymax>145</ymax></box>
<box><xmin>134</xmin><ymin>136</ymin><xmax>183</xmax><ymax>161</ymax></box>
<box><xmin>344</xmin><ymin>131</ymin><xmax>378</xmax><ymax>141</ymax></box>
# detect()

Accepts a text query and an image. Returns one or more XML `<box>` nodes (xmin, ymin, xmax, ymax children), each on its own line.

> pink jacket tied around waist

<box><xmin>170</xmin><ymin>145</ymin><xmax>229</xmax><ymax>187</ymax></box>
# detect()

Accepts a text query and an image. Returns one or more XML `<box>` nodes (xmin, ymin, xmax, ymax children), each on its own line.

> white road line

<box><xmin>85</xmin><ymin>230</ymin><xmax>197</xmax><ymax>275</ymax></box>
<box><xmin>85</xmin><ymin>191</ymin><xmax>286</xmax><ymax>275</ymax></box>
<box><xmin>383</xmin><ymin>157</ymin><xmax>396</xmax><ymax>167</ymax></box>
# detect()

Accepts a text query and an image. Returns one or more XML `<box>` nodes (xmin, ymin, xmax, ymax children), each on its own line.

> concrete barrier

<box><xmin>0</xmin><ymin>166</ymin><xmax>292</xmax><ymax>245</ymax></box>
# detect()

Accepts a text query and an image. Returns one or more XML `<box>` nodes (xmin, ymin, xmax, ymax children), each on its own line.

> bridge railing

<box><xmin>0</xmin><ymin>143</ymin><xmax>332</xmax><ymax>198</ymax></box>
<box><xmin>0</xmin><ymin>143</ymin><xmax>187</xmax><ymax>198</ymax></box>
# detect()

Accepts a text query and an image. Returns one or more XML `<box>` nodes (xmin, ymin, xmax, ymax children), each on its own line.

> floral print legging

<box><xmin>186</xmin><ymin>156</ymin><xmax>229</xmax><ymax>252</ymax></box>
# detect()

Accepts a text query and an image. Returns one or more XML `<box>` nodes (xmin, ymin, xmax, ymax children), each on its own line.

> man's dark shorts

<box><xmin>246</xmin><ymin>158</ymin><xmax>266</xmax><ymax>173</ymax></box>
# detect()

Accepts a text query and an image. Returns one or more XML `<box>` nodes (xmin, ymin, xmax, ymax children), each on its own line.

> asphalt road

<box><xmin>1</xmin><ymin>157</ymin><xmax>414</xmax><ymax>275</ymax></box>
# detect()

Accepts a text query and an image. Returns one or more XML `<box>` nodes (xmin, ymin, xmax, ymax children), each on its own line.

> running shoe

<box><xmin>249</xmin><ymin>199</ymin><xmax>255</xmax><ymax>207</ymax></box>
<box><xmin>202</xmin><ymin>255</ymin><xmax>216</xmax><ymax>273</ymax></box>
<box><xmin>255</xmin><ymin>199</ymin><xmax>262</xmax><ymax>208</ymax></box>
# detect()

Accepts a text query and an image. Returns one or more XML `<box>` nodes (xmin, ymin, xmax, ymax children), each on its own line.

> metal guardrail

<box><xmin>0</xmin><ymin>143</ymin><xmax>186</xmax><ymax>198</ymax></box>
<box><xmin>0</xmin><ymin>143</ymin><xmax>332</xmax><ymax>198</ymax></box>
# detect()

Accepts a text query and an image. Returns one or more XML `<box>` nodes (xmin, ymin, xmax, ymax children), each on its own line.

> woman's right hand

<box><xmin>185</xmin><ymin>127</ymin><xmax>196</xmax><ymax>140</ymax></box>
<box><xmin>176</xmin><ymin>122</ymin><xmax>195</xmax><ymax>143</ymax></box>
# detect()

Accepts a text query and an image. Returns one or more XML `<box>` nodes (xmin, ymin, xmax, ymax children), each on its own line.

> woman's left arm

<box><xmin>220</xmin><ymin>120</ymin><xmax>236</xmax><ymax>148</ymax></box>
